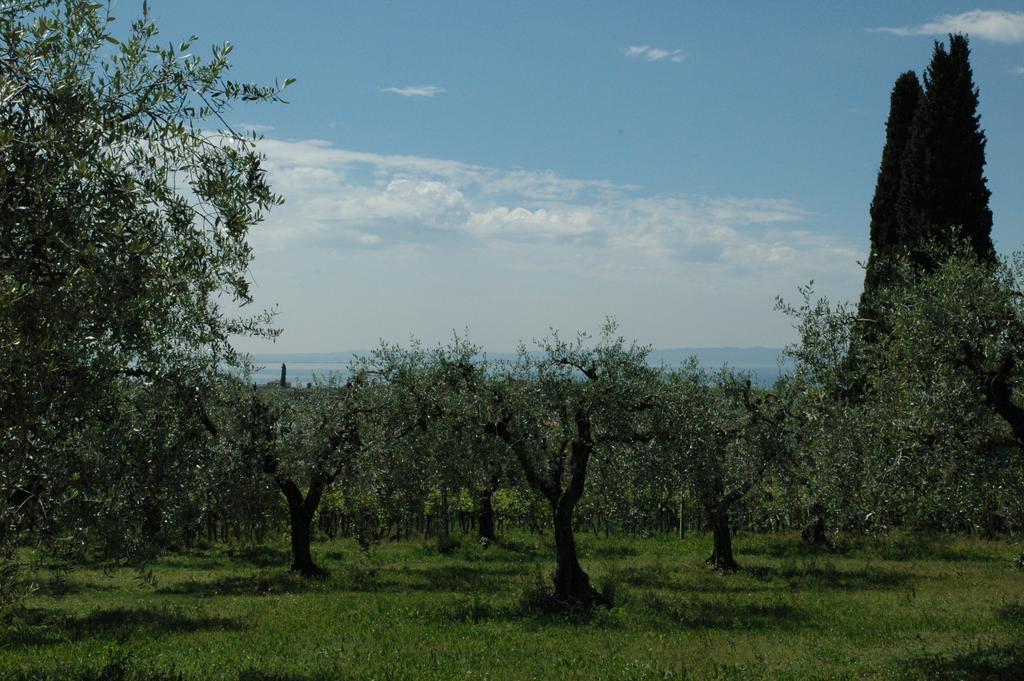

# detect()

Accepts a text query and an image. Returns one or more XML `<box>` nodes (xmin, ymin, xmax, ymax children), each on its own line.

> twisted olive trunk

<box><xmin>476</xmin><ymin>470</ymin><xmax>501</xmax><ymax>542</ymax></box>
<box><xmin>552</xmin><ymin>497</ymin><xmax>599</xmax><ymax>603</ymax></box>
<box><xmin>706</xmin><ymin>504</ymin><xmax>738</xmax><ymax>572</ymax></box>
<box><xmin>802</xmin><ymin>501</ymin><xmax>828</xmax><ymax>545</ymax></box>
<box><xmin>486</xmin><ymin>411</ymin><xmax>604</xmax><ymax>607</ymax></box>
<box><xmin>278</xmin><ymin>478</ymin><xmax>327</xmax><ymax>577</ymax></box>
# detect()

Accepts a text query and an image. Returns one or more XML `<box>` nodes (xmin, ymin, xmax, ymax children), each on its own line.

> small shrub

<box><xmin>516</xmin><ymin>566</ymin><xmax>551</xmax><ymax>616</ymax></box>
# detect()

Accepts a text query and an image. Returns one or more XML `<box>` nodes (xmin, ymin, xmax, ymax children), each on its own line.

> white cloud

<box><xmin>1013</xmin><ymin>66</ymin><xmax>1024</xmax><ymax>76</ymax></box>
<box><xmin>870</xmin><ymin>10</ymin><xmax>1024</xmax><ymax>43</ymax></box>
<box><xmin>252</xmin><ymin>137</ymin><xmax>860</xmax><ymax>293</ymax></box>
<box><xmin>239</xmin><ymin>122</ymin><xmax>275</xmax><ymax>133</ymax></box>
<box><xmin>623</xmin><ymin>45</ymin><xmax>686</xmax><ymax>63</ymax></box>
<box><xmin>379</xmin><ymin>85</ymin><xmax>446</xmax><ymax>97</ymax></box>
<box><xmin>235</xmin><ymin>139</ymin><xmax>869</xmax><ymax>353</ymax></box>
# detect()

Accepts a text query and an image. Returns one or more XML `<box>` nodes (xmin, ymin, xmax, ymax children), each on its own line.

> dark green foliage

<box><xmin>859</xmin><ymin>35</ymin><xmax>992</xmax><ymax>339</ymax></box>
<box><xmin>860</xmin><ymin>71</ymin><xmax>922</xmax><ymax>307</ymax></box>
<box><xmin>895</xmin><ymin>34</ymin><xmax>994</xmax><ymax>262</ymax></box>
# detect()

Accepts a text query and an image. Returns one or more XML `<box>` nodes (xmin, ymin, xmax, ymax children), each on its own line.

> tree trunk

<box><xmin>802</xmin><ymin>501</ymin><xmax>828</xmax><ymax>545</ymax></box>
<box><xmin>706</xmin><ymin>505</ymin><xmax>738</xmax><ymax>571</ymax></box>
<box><xmin>485</xmin><ymin>410</ymin><xmax>604</xmax><ymax>607</ymax></box>
<box><xmin>552</xmin><ymin>502</ymin><xmax>600</xmax><ymax>605</ymax></box>
<box><xmin>436</xmin><ymin>487</ymin><xmax>456</xmax><ymax>553</ymax></box>
<box><xmin>287</xmin><ymin>502</ymin><xmax>321</xmax><ymax>576</ymax></box>
<box><xmin>477</xmin><ymin>489</ymin><xmax>497</xmax><ymax>542</ymax></box>
<box><xmin>278</xmin><ymin>478</ymin><xmax>327</xmax><ymax>577</ymax></box>
<box><xmin>678</xmin><ymin>492</ymin><xmax>686</xmax><ymax>540</ymax></box>
<box><xmin>141</xmin><ymin>500</ymin><xmax>163</xmax><ymax>546</ymax></box>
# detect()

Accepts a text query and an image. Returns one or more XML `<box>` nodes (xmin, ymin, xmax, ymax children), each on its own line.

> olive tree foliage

<box><xmin>871</xmin><ymin>247</ymin><xmax>1024</xmax><ymax>531</ymax></box>
<box><xmin>1</xmin><ymin>0</ymin><xmax>288</xmax><ymax>580</ymax></box>
<box><xmin>653</xmin><ymin>364</ymin><xmax>793</xmax><ymax>571</ymax></box>
<box><xmin>776</xmin><ymin>286</ymin><xmax>873</xmax><ymax>538</ymax></box>
<box><xmin>780</xmin><ymin>245</ymin><xmax>1024</xmax><ymax>535</ymax></box>
<box><xmin>362</xmin><ymin>335</ymin><xmax>509</xmax><ymax>551</ymax></box>
<box><xmin>234</xmin><ymin>376</ymin><xmax>371</xmax><ymax>577</ymax></box>
<box><xmin>484</xmin><ymin>321</ymin><xmax>659</xmax><ymax>606</ymax></box>
<box><xmin>780</xmin><ymin>283</ymin><xmax>962</xmax><ymax>535</ymax></box>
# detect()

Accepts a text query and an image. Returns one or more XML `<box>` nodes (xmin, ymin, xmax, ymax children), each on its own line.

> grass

<box><xmin>1</xmin><ymin>531</ymin><xmax>1023</xmax><ymax>680</ymax></box>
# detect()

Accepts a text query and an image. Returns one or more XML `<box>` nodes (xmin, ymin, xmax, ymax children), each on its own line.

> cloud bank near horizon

<box><xmin>253</xmin><ymin>137</ymin><xmax>861</xmax><ymax>286</ymax></box>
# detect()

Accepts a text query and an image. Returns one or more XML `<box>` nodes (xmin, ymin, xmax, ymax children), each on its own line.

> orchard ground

<box><xmin>2</xmin><ymin>532</ymin><xmax>1023</xmax><ymax>680</ymax></box>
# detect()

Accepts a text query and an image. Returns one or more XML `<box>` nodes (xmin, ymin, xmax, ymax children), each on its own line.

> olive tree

<box><xmin>780</xmin><ymin>245</ymin><xmax>1024</xmax><ymax>536</ymax></box>
<box><xmin>236</xmin><ymin>377</ymin><xmax>370</xmax><ymax>577</ymax></box>
<box><xmin>657</xmin><ymin>365</ymin><xmax>792</xmax><ymax>571</ymax></box>
<box><xmin>484</xmin><ymin>322</ymin><xmax>658</xmax><ymax>606</ymax></box>
<box><xmin>364</xmin><ymin>336</ymin><xmax>511</xmax><ymax>550</ymax></box>
<box><xmin>1</xmin><ymin>0</ymin><xmax>288</xmax><ymax>571</ymax></box>
<box><xmin>869</xmin><ymin>247</ymin><xmax>1024</xmax><ymax>532</ymax></box>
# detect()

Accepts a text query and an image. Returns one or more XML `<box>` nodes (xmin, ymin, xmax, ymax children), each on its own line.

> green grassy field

<box><xmin>2</xmin><ymin>532</ymin><xmax>1023</xmax><ymax>680</ymax></box>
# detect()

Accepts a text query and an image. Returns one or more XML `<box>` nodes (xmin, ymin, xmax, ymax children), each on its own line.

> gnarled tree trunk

<box><xmin>477</xmin><ymin>490</ymin><xmax>497</xmax><ymax>543</ymax></box>
<box><xmin>802</xmin><ymin>501</ymin><xmax>828</xmax><ymax>545</ymax></box>
<box><xmin>706</xmin><ymin>504</ymin><xmax>738</xmax><ymax>572</ymax></box>
<box><xmin>476</xmin><ymin>471</ymin><xmax>501</xmax><ymax>543</ymax></box>
<box><xmin>486</xmin><ymin>411</ymin><xmax>606</xmax><ymax>607</ymax></box>
<box><xmin>278</xmin><ymin>478</ymin><xmax>327</xmax><ymax>577</ymax></box>
<box><xmin>552</xmin><ymin>497</ymin><xmax>599</xmax><ymax>604</ymax></box>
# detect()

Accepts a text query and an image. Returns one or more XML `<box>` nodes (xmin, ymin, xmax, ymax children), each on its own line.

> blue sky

<box><xmin>144</xmin><ymin>2</ymin><xmax>1024</xmax><ymax>352</ymax></box>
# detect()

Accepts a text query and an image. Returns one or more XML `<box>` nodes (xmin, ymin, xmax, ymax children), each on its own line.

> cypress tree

<box><xmin>280</xmin><ymin>362</ymin><xmax>287</xmax><ymax>388</ymax></box>
<box><xmin>896</xmin><ymin>34</ymin><xmax>994</xmax><ymax>262</ymax></box>
<box><xmin>861</xmin><ymin>71</ymin><xmax>923</xmax><ymax>303</ymax></box>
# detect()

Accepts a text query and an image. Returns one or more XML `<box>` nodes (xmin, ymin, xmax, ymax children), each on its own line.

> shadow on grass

<box><xmin>636</xmin><ymin>594</ymin><xmax>810</xmax><ymax>632</ymax></box>
<box><xmin>410</xmin><ymin>594</ymin><xmax>622</xmax><ymax>629</ymax></box>
<box><xmin>155</xmin><ymin>559</ymin><xmax>527</xmax><ymax>597</ymax></box>
<box><xmin>416</xmin><ymin>590</ymin><xmax>810</xmax><ymax>633</ymax></box>
<box><xmin>583</xmin><ymin>543</ymin><xmax>639</xmax><ymax>559</ymax></box>
<box><xmin>903</xmin><ymin>643</ymin><xmax>1024</xmax><ymax>680</ymax></box>
<box><xmin>30</xmin><ymin>579</ymin><xmax>116</xmax><ymax>598</ymax></box>
<box><xmin>1</xmin><ymin>605</ymin><xmax>244</xmax><ymax>649</ymax></box>
<box><xmin>225</xmin><ymin>545</ymin><xmax>292</xmax><ymax>568</ymax></box>
<box><xmin>741</xmin><ymin>562</ymin><xmax>912</xmax><ymax>591</ymax></box>
<box><xmin>996</xmin><ymin>602</ymin><xmax>1024</xmax><ymax>626</ymax></box>
<box><xmin>399</xmin><ymin>563</ymin><xmax>526</xmax><ymax>593</ymax></box>
<box><xmin>158</xmin><ymin>552</ymin><xmax>228</xmax><ymax>570</ymax></box>
<box><xmin>743</xmin><ymin>534</ymin><xmax>1006</xmax><ymax>564</ymax></box>
<box><xmin>238</xmin><ymin>674</ymin><xmax>349</xmax><ymax>681</ymax></box>
<box><xmin>156</xmin><ymin>570</ymin><xmax>337</xmax><ymax>597</ymax></box>
<box><xmin>605</xmin><ymin>563</ymin><xmax>677</xmax><ymax>589</ymax></box>
<box><xmin>489</xmin><ymin>538</ymin><xmax>547</xmax><ymax>558</ymax></box>
<box><xmin>740</xmin><ymin>538</ymin><xmax>842</xmax><ymax>560</ymax></box>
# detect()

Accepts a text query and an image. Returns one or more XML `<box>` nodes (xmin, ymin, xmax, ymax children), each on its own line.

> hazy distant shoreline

<box><xmin>247</xmin><ymin>348</ymin><xmax>792</xmax><ymax>387</ymax></box>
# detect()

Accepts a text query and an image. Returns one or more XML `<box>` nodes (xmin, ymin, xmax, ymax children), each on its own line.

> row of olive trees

<box><xmin>99</xmin><ymin>239</ymin><xmax>1024</xmax><ymax>608</ymax></box>
<box><xmin>196</xmin><ymin>322</ymin><xmax>799</xmax><ymax>606</ymax></box>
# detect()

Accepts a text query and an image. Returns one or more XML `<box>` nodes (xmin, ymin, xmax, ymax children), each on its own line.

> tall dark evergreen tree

<box><xmin>859</xmin><ymin>71</ymin><xmax>922</xmax><ymax>312</ymax></box>
<box><xmin>896</xmin><ymin>34</ymin><xmax>994</xmax><ymax>262</ymax></box>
